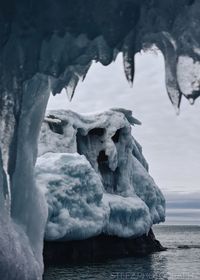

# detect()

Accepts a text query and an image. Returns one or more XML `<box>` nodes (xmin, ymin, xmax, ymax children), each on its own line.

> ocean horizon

<box><xmin>164</xmin><ymin>208</ymin><xmax>200</xmax><ymax>225</ymax></box>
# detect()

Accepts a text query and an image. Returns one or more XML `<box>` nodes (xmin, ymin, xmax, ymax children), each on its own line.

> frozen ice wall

<box><xmin>0</xmin><ymin>74</ymin><xmax>50</xmax><ymax>280</ymax></box>
<box><xmin>36</xmin><ymin>109</ymin><xmax>165</xmax><ymax>241</ymax></box>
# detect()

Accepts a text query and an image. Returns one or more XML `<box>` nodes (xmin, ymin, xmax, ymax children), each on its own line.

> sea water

<box><xmin>43</xmin><ymin>225</ymin><xmax>200</xmax><ymax>280</ymax></box>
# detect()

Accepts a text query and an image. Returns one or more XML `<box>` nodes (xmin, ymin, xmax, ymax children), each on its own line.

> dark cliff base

<box><xmin>43</xmin><ymin>229</ymin><xmax>166</xmax><ymax>265</ymax></box>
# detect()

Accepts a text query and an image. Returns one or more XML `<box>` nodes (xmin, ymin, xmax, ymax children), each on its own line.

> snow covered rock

<box><xmin>36</xmin><ymin>153</ymin><xmax>108</xmax><ymax>240</ymax></box>
<box><xmin>36</xmin><ymin>109</ymin><xmax>165</xmax><ymax>241</ymax></box>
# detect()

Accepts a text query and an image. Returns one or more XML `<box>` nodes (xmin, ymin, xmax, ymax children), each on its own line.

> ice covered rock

<box><xmin>36</xmin><ymin>152</ymin><xmax>108</xmax><ymax>241</ymax></box>
<box><xmin>36</xmin><ymin>109</ymin><xmax>165</xmax><ymax>241</ymax></box>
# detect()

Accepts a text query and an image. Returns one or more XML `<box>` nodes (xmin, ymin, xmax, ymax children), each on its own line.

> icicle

<box><xmin>123</xmin><ymin>51</ymin><xmax>135</xmax><ymax>87</ymax></box>
<box><xmin>94</xmin><ymin>36</ymin><xmax>113</xmax><ymax>65</ymax></box>
<box><xmin>112</xmin><ymin>48</ymin><xmax>120</xmax><ymax>61</ymax></box>
<box><xmin>158</xmin><ymin>33</ymin><xmax>182</xmax><ymax>109</ymax></box>
<box><xmin>65</xmin><ymin>74</ymin><xmax>79</xmax><ymax>101</ymax></box>
<box><xmin>177</xmin><ymin>56</ymin><xmax>200</xmax><ymax>104</ymax></box>
<box><xmin>81</xmin><ymin>62</ymin><xmax>92</xmax><ymax>82</ymax></box>
<box><xmin>122</xmin><ymin>31</ymin><xmax>135</xmax><ymax>86</ymax></box>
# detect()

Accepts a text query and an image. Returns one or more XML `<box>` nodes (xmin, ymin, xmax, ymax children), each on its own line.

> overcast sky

<box><xmin>47</xmin><ymin>50</ymin><xmax>200</xmax><ymax>205</ymax></box>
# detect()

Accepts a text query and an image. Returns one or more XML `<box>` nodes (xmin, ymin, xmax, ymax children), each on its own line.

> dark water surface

<box><xmin>43</xmin><ymin>225</ymin><xmax>200</xmax><ymax>280</ymax></box>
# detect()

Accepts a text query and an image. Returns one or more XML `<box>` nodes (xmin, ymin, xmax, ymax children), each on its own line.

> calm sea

<box><xmin>43</xmin><ymin>225</ymin><xmax>200</xmax><ymax>280</ymax></box>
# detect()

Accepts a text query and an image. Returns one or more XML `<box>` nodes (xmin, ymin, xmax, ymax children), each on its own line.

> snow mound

<box><xmin>36</xmin><ymin>109</ymin><xmax>165</xmax><ymax>240</ymax></box>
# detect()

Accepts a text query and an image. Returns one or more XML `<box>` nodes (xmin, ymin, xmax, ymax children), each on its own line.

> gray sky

<box><xmin>48</xmin><ymin>50</ymin><xmax>200</xmax><ymax>202</ymax></box>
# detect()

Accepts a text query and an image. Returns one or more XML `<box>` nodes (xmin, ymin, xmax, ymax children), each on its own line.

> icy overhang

<box><xmin>36</xmin><ymin>109</ymin><xmax>165</xmax><ymax>241</ymax></box>
<box><xmin>0</xmin><ymin>0</ymin><xmax>200</xmax><ymax>111</ymax></box>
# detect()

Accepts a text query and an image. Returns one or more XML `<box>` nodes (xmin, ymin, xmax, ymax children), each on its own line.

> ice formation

<box><xmin>0</xmin><ymin>75</ymin><xmax>50</xmax><ymax>280</ymax></box>
<box><xmin>36</xmin><ymin>109</ymin><xmax>165</xmax><ymax>241</ymax></box>
<box><xmin>0</xmin><ymin>0</ymin><xmax>199</xmax><ymax>278</ymax></box>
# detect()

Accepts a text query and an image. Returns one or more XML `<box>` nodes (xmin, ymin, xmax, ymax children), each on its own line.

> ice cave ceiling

<box><xmin>1</xmin><ymin>0</ymin><xmax>200</xmax><ymax>110</ymax></box>
<box><xmin>1</xmin><ymin>0</ymin><xmax>200</xmax><ymax>214</ymax></box>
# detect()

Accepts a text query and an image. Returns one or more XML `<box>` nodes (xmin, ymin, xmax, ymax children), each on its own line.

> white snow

<box><xmin>36</xmin><ymin>109</ymin><xmax>165</xmax><ymax>240</ymax></box>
